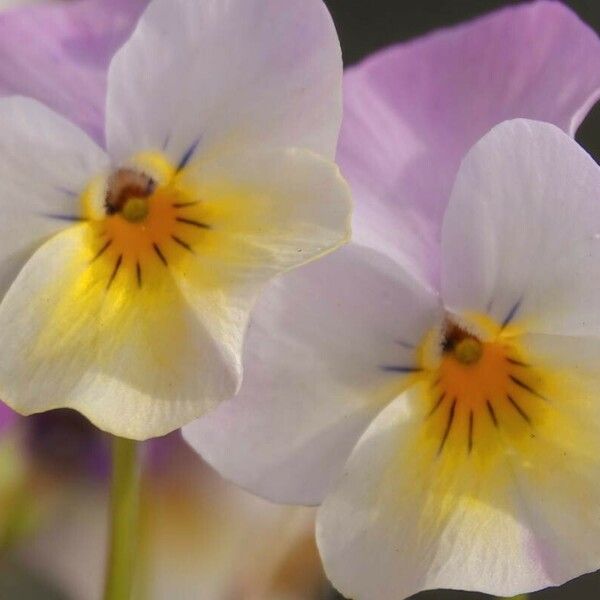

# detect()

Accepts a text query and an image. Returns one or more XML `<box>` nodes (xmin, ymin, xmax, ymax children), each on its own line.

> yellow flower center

<box><xmin>415</xmin><ymin>317</ymin><xmax>546</xmax><ymax>458</ymax></box>
<box><xmin>79</xmin><ymin>153</ymin><xmax>210</xmax><ymax>290</ymax></box>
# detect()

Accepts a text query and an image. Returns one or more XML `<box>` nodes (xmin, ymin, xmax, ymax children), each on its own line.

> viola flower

<box><xmin>0</xmin><ymin>0</ymin><xmax>350</xmax><ymax>439</ymax></box>
<box><xmin>184</xmin><ymin>3</ymin><xmax>600</xmax><ymax>598</ymax></box>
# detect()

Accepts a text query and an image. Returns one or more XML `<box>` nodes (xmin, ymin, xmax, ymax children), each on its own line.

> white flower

<box><xmin>186</xmin><ymin>119</ymin><xmax>600</xmax><ymax>598</ymax></box>
<box><xmin>0</xmin><ymin>0</ymin><xmax>351</xmax><ymax>440</ymax></box>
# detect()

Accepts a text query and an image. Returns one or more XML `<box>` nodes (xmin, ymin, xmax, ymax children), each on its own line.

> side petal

<box><xmin>318</xmin><ymin>355</ymin><xmax>600</xmax><ymax>599</ymax></box>
<box><xmin>178</xmin><ymin>147</ymin><xmax>352</xmax><ymax>283</ymax></box>
<box><xmin>0</xmin><ymin>96</ymin><xmax>108</xmax><ymax>298</ymax></box>
<box><xmin>0</xmin><ymin>225</ymin><xmax>242</xmax><ymax>440</ymax></box>
<box><xmin>106</xmin><ymin>0</ymin><xmax>342</xmax><ymax>165</ymax></box>
<box><xmin>442</xmin><ymin>119</ymin><xmax>600</xmax><ymax>337</ymax></box>
<box><xmin>0</xmin><ymin>0</ymin><xmax>145</xmax><ymax>144</ymax></box>
<box><xmin>339</xmin><ymin>1</ymin><xmax>600</xmax><ymax>287</ymax></box>
<box><xmin>183</xmin><ymin>244</ymin><xmax>441</xmax><ymax>505</ymax></box>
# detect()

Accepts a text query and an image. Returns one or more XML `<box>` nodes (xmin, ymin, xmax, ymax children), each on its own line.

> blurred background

<box><xmin>0</xmin><ymin>0</ymin><xmax>599</xmax><ymax>599</ymax></box>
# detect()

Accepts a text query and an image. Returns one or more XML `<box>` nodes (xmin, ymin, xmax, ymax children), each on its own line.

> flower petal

<box><xmin>317</xmin><ymin>354</ymin><xmax>600</xmax><ymax>599</ymax></box>
<box><xmin>0</xmin><ymin>401</ymin><xmax>17</xmax><ymax>434</ymax></box>
<box><xmin>0</xmin><ymin>96</ymin><xmax>108</xmax><ymax>298</ymax></box>
<box><xmin>178</xmin><ymin>147</ymin><xmax>352</xmax><ymax>283</ymax></box>
<box><xmin>339</xmin><ymin>1</ymin><xmax>600</xmax><ymax>287</ymax></box>
<box><xmin>107</xmin><ymin>0</ymin><xmax>342</xmax><ymax>165</ymax></box>
<box><xmin>0</xmin><ymin>225</ymin><xmax>243</xmax><ymax>440</ymax></box>
<box><xmin>442</xmin><ymin>119</ymin><xmax>600</xmax><ymax>337</ymax></box>
<box><xmin>0</xmin><ymin>0</ymin><xmax>145</xmax><ymax>144</ymax></box>
<box><xmin>184</xmin><ymin>244</ymin><xmax>441</xmax><ymax>505</ymax></box>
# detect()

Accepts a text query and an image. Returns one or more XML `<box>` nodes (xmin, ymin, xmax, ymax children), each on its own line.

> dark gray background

<box><xmin>321</xmin><ymin>1</ymin><xmax>600</xmax><ymax>599</ymax></box>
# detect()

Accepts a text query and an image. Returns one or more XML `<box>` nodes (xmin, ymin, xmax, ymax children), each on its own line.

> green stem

<box><xmin>103</xmin><ymin>436</ymin><xmax>140</xmax><ymax>600</ymax></box>
<box><xmin>503</xmin><ymin>596</ymin><xmax>529</xmax><ymax>600</ymax></box>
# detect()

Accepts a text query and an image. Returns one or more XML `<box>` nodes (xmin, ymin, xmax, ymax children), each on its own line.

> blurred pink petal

<box><xmin>20</xmin><ymin>436</ymin><xmax>323</xmax><ymax>600</ymax></box>
<box><xmin>0</xmin><ymin>0</ymin><xmax>146</xmax><ymax>145</ymax></box>
<box><xmin>339</xmin><ymin>0</ymin><xmax>600</xmax><ymax>288</ymax></box>
<box><xmin>0</xmin><ymin>400</ymin><xmax>16</xmax><ymax>433</ymax></box>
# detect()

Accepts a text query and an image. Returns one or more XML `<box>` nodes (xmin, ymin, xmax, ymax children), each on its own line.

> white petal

<box><xmin>107</xmin><ymin>0</ymin><xmax>342</xmax><ymax>165</ymax></box>
<box><xmin>184</xmin><ymin>244</ymin><xmax>441</xmax><ymax>505</ymax></box>
<box><xmin>442</xmin><ymin>119</ymin><xmax>600</xmax><ymax>336</ymax></box>
<box><xmin>178</xmin><ymin>147</ymin><xmax>351</xmax><ymax>283</ymax></box>
<box><xmin>318</xmin><ymin>361</ymin><xmax>600</xmax><ymax>599</ymax></box>
<box><xmin>0</xmin><ymin>97</ymin><xmax>108</xmax><ymax>297</ymax></box>
<box><xmin>0</xmin><ymin>225</ymin><xmax>242</xmax><ymax>440</ymax></box>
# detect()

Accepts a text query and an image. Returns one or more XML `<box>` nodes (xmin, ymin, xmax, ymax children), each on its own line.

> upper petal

<box><xmin>0</xmin><ymin>0</ymin><xmax>145</xmax><ymax>145</ymax></box>
<box><xmin>339</xmin><ymin>1</ymin><xmax>600</xmax><ymax>287</ymax></box>
<box><xmin>183</xmin><ymin>244</ymin><xmax>441</xmax><ymax>505</ymax></box>
<box><xmin>442</xmin><ymin>119</ymin><xmax>600</xmax><ymax>337</ymax></box>
<box><xmin>106</xmin><ymin>0</ymin><xmax>342</xmax><ymax>164</ymax></box>
<box><xmin>0</xmin><ymin>96</ymin><xmax>108</xmax><ymax>299</ymax></box>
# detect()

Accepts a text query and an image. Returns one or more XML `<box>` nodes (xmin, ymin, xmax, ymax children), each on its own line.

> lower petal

<box><xmin>0</xmin><ymin>225</ymin><xmax>241</xmax><ymax>440</ymax></box>
<box><xmin>318</xmin><ymin>332</ymin><xmax>600</xmax><ymax>599</ymax></box>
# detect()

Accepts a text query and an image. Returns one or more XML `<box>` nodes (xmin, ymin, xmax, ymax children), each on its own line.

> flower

<box><xmin>184</xmin><ymin>3</ymin><xmax>600</xmax><ymax>598</ymax></box>
<box><xmin>0</xmin><ymin>0</ymin><xmax>351</xmax><ymax>439</ymax></box>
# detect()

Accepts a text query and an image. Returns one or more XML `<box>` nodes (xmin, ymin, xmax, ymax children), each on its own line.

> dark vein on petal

<box><xmin>176</xmin><ymin>217</ymin><xmax>210</xmax><ymax>229</ymax></box>
<box><xmin>507</xmin><ymin>357</ymin><xmax>529</xmax><ymax>367</ymax></box>
<box><xmin>509</xmin><ymin>375</ymin><xmax>545</xmax><ymax>400</ymax></box>
<box><xmin>136</xmin><ymin>262</ymin><xmax>142</xmax><ymax>288</ymax></box>
<box><xmin>92</xmin><ymin>239</ymin><xmax>112</xmax><ymax>262</ymax></box>
<box><xmin>437</xmin><ymin>399</ymin><xmax>457</xmax><ymax>456</ymax></box>
<box><xmin>507</xmin><ymin>395</ymin><xmax>531</xmax><ymax>425</ymax></box>
<box><xmin>153</xmin><ymin>243</ymin><xmax>168</xmax><ymax>267</ymax></box>
<box><xmin>381</xmin><ymin>366</ymin><xmax>422</xmax><ymax>374</ymax></box>
<box><xmin>171</xmin><ymin>235</ymin><xmax>195</xmax><ymax>254</ymax></box>
<box><xmin>107</xmin><ymin>255</ymin><xmax>123</xmax><ymax>290</ymax></box>
<box><xmin>468</xmin><ymin>410</ymin><xmax>474</xmax><ymax>454</ymax></box>
<box><xmin>172</xmin><ymin>201</ymin><xmax>199</xmax><ymax>209</ymax></box>
<box><xmin>427</xmin><ymin>393</ymin><xmax>446</xmax><ymax>418</ymax></box>
<box><xmin>396</xmin><ymin>339</ymin><xmax>415</xmax><ymax>349</ymax></box>
<box><xmin>56</xmin><ymin>187</ymin><xmax>78</xmax><ymax>198</ymax></box>
<box><xmin>501</xmin><ymin>299</ymin><xmax>522</xmax><ymax>329</ymax></box>
<box><xmin>486</xmin><ymin>400</ymin><xmax>499</xmax><ymax>428</ymax></box>
<box><xmin>176</xmin><ymin>139</ymin><xmax>201</xmax><ymax>172</ymax></box>
<box><xmin>44</xmin><ymin>213</ymin><xmax>87</xmax><ymax>223</ymax></box>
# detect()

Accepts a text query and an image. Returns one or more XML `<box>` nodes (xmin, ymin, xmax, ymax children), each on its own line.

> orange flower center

<box><xmin>416</xmin><ymin>319</ymin><xmax>546</xmax><ymax>457</ymax></box>
<box><xmin>80</xmin><ymin>155</ymin><xmax>210</xmax><ymax>291</ymax></box>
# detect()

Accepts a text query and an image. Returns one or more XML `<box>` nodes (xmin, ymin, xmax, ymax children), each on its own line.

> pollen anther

<box><xmin>105</xmin><ymin>168</ymin><xmax>155</xmax><ymax>216</ymax></box>
<box><xmin>122</xmin><ymin>197</ymin><xmax>150</xmax><ymax>223</ymax></box>
<box><xmin>454</xmin><ymin>337</ymin><xmax>483</xmax><ymax>365</ymax></box>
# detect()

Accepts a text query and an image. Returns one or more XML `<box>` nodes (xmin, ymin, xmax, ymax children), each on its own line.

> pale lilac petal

<box><xmin>107</xmin><ymin>0</ymin><xmax>342</xmax><ymax>165</ymax></box>
<box><xmin>339</xmin><ymin>1</ymin><xmax>600</xmax><ymax>287</ymax></box>
<box><xmin>0</xmin><ymin>0</ymin><xmax>145</xmax><ymax>145</ymax></box>
<box><xmin>442</xmin><ymin>119</ymin><xmax>600</xmax><ymax>338</ymax></box>
<box><xmin>184</xmin><ymin>244</ymin><xmax>441</xmax><ymax>505</ymax></box>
